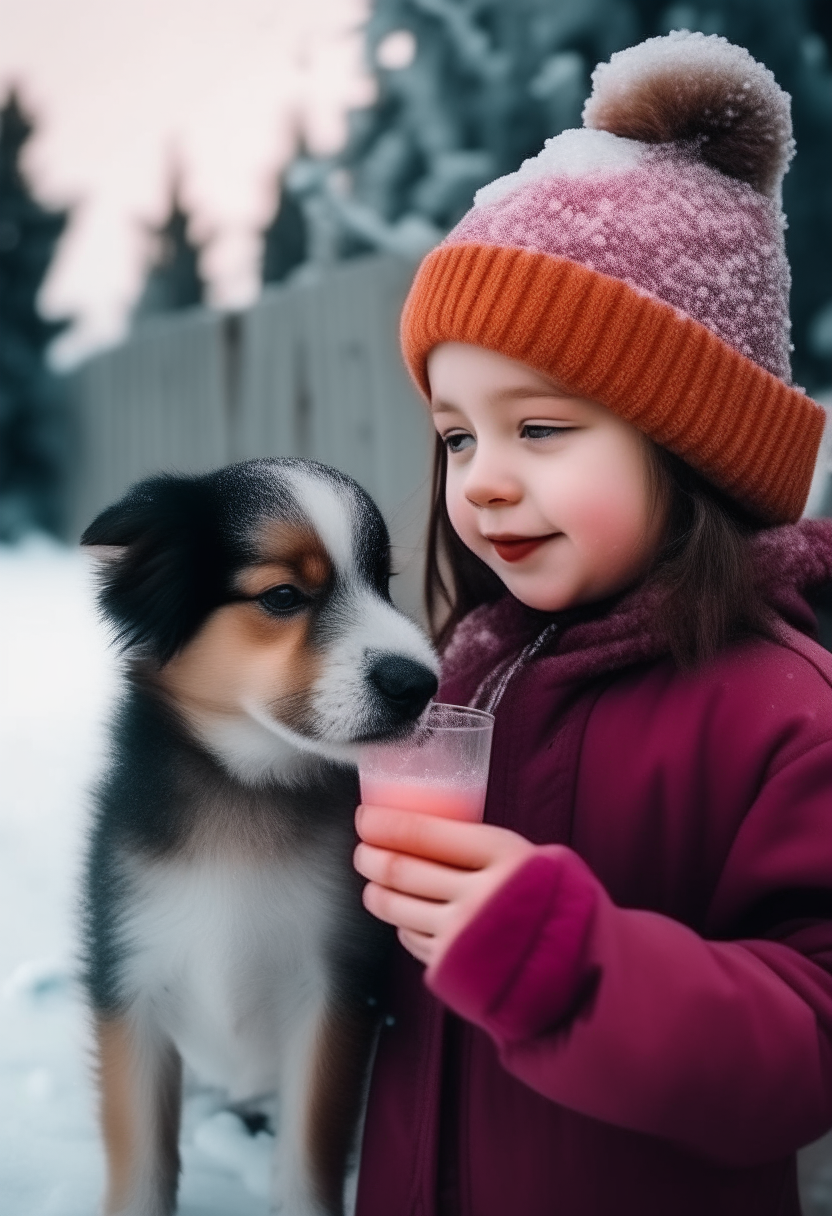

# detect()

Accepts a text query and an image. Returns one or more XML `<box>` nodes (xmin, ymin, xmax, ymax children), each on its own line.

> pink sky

<box><xmin>0</xmin><ymin>0</ymin><xmax>374</xmax><ymax>364</ymax></box>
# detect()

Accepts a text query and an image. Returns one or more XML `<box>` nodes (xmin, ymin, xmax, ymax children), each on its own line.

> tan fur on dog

<box><xmin>97</xmin><ymin>1018</ymin><xmax>181</xmax><ymax>1216</ymax></box>
<box><xmin>98</xmin><ymin>1018</ymin><xmax>136</xmax><ymax>1215</ymax></box>
<box><xmin>157</xmin><ymin>520</ymin><xmax>332</xmax><ymax>733</ymax></box>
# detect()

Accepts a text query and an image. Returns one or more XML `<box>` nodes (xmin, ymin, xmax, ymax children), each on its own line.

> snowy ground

<box><xmin>2</xmin><ymin>539</ymin><xmax>832</xmax><ymax>1215</ymax></box>
<box><xmin>0</xmin><ymin>540</ymin><xmax>271</xmax><ymax>1215</ymax></box>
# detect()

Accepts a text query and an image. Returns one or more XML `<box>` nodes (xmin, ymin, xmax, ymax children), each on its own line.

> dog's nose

<box><xmin>368</xmin><ymin>655</ymin><xmax>438</xmax><ymax>718</ymax></box>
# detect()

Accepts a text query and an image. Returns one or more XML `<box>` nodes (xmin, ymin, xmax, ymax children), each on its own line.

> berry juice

<box><xmin>359</xmin><ymin>776</ymin><xmax>486</xmax><ymax>822</ymax></box>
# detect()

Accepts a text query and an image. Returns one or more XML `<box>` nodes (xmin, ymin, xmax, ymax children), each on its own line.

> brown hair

<box><xmin>424</xmin><ymin>433</ymin><xmax>767</xmax><ymax>667</ymax></box>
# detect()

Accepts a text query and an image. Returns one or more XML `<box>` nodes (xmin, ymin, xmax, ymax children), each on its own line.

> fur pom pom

<box><xmin>582</xmin><ymin>30</ymin><xmax>794</xmax><ymax>197</ymax></box>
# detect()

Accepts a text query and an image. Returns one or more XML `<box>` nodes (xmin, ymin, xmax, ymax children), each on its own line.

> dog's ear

<box><xmin>81</xmin><ymin>474</ymin><xmax>228</xmax><ymax>664</ymax></box>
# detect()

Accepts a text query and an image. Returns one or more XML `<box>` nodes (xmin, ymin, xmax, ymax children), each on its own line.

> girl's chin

<box><xmin>506</xmin><ymin>571</ymin><xmax>641</xmax><ymax>613</ymax></box>
<box><xmin>494</xmin><ymin>572</ymin><xmax>581</xmax><ymax>614</ymax></box>
<box><xmin>515</xmin><ymin>593</ymin><xmax>578</xmax><ymax>612</ymax></box>
<box><xmin>476</xmin><ymin>548</ymin><xmax>606</xmax><ymax>612</ymax></box>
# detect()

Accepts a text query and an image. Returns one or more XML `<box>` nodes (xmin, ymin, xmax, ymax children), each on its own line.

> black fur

<box><xmin>82</xmin><ymin>683</ymin><xmax>389</xmax><ymax>1016</ymax></box>
<box><xmin>81</xmin><ymin>458</ymin><xmax>391</xmax><ymax>664</ymax></box>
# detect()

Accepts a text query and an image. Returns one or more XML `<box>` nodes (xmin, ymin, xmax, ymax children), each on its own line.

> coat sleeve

<box><xmin>425</xmin><ymin>733</ymin><xmax>832</xmax><ymax>1167</ymax></box>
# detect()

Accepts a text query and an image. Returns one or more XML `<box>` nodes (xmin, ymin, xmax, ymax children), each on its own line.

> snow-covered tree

<box><xmin>134</xmin><ymin>179</ymin><xmax>206</xmax><ymax>318</ymax></box>
<box><xmin>0</xmin><ymin>91</ymin><xmax>70</xmax><ymax>539</ymax></box>
<box><xmin>261</xmin><ymin>130</ymin><xmax>311</xmax><ymax>285</ymax></box>
<box><xmin>277</xmin><ymin>0</ymin><xmax>831</xmax><ymax>389</ymax></box>
<box><xmin>262</xmin><ymin>178</ymin><xmax>308</xmax><ymax>285</ymax></box>
<box><xmin>277</xmin><ymin>0</ymin><xmax>642</xmax><ymax>264</ymax></box>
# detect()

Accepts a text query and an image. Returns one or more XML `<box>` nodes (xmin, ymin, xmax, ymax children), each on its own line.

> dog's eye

<box><xmin>258</xmin><ymin>585</ymin><xmax>308</xmax><ymax>616</ymax></box>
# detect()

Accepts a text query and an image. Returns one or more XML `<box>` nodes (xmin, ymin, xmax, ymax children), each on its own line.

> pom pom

<box><xmin>582</xmin><ymin>30</ymin><xmax>794</xmax><ymax>197</ymax></box>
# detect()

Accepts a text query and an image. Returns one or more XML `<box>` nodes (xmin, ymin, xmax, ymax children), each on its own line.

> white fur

<box><xmin>193</xmin><ymin>709</ymin><xmax>324</xmax><ymax>785</ymax></box>
<box><xmin>283</xmin><ymin>467</ymin><xmax>356</xmax><ymax>578</ymax></box>
<box><xmin>309</xmin><ymin>588</ymin><xmax>438</xmax><ymax>745</ymax></box>
<box><xmin>120</xmin><ymin>854</ymin><xmax>332</xmax><ymax>1096</ymax></box>
<box><xmin>119</xmin><ymin>850</ymin><xmax>340</xmax><ymax>1214</ymax></box>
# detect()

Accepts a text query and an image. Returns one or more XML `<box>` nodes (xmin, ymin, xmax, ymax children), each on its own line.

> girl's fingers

<box><xmin>354</xmin><ymin>842</ymin><xmax>465</xmax><ymax>902</ymax></box>
<box><xmin>361</xmin><ymin>881</ymin><xmax>448</xmax><ymax>937</ymax></box>
<box><xmin>356</xmin><ymin>804</ymin><xmax>523</xmax><ymax>869</ymax></box>
<box><xmin>398</xmin><ymin>927</ymin><xmax>436</xmax><ymax>966</ymax></box>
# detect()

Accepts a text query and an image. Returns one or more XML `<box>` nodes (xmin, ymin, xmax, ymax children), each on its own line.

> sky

<box><xmin>0</xmin><ymin>0</ymin><xmax>374</xmax><ymax>364</ymax></box>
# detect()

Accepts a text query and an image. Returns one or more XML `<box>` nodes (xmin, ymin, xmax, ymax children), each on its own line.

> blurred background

<box><xmin>0</xmin><ymin>0</ymin><xmax>830</xmax><ymax>559</ymax></box>
<box><xmin>0</xmin><ymin>1</ymin><xmax>831</xmax><ymax>1213</ymax></box>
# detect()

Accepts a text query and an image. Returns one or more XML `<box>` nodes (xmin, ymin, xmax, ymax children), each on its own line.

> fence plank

<box><xmin>69</xmin><ymin>309</ymin><xmax>229</xmax><ymax>537</ymax></box>
<box><xmin>234</xmin><ymin>288</ymin><xmax>302</xmax><ymax>461</ymax></box>
<box><xmin>67</xmin><ymin>256</ymin><xmax>433</xmax><ymax>618</ymax></box>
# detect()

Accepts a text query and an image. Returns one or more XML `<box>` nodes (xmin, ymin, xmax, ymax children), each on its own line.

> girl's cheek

<box><xmin>445</xmin><ymin>478</ymin><xmax>478</xmax><ymax>546</ymax></box>
<box><xmin>572</xmin><ymin>470</ymin><xmax>658</xmax><ymax>575</ymax></box>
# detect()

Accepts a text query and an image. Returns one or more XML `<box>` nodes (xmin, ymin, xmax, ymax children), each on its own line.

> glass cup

<box><xmin>359</xmin><ymin>703</ymin><xmax>495</xmax><ymax>823</ymax></box>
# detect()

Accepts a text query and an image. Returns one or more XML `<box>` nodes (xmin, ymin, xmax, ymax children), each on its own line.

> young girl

<box><xmin>352</xmin><ymin>30</ymin><xmax>832</xmax><ymax>1216</ymax></box>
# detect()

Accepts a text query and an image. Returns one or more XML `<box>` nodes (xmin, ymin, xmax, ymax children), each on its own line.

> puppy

<box><xmin>80</xmin><ymin>458</ymin><xmax>439</xmax><ymax>1216</ymax></box>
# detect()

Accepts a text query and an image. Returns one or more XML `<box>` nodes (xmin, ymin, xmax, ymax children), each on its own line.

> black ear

<box><xmin>82</xmin><ymin>474</ymin><xmax>229</xmax><ymax>664</ymax></box>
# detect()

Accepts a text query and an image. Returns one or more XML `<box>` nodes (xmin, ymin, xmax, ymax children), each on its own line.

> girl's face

<box><xmin>427</xmin><ymin>342</ymin><xmax>666</xmax><ymax>613</ymax></box>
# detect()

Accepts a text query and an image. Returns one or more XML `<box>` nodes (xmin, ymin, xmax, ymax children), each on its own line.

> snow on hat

<box><xmin>401</xmin><ymin>30</ymin><xmax>826</xmax><ymax>524</ymax></box>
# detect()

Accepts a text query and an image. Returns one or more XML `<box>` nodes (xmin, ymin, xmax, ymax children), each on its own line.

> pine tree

<box><xmin>0</xmin><ymin>90</ymin><xmax>70</xmax><ymax>539</ymax></box>
<box><xmin>134</xmin><ymin>178</ymin><xmax>206</xmax><ymax>318</ymax></box>
<box><xmin>345</xmin><ymin>0</ymin><xmax>637</xmax><ymax>228</ymax></box>
<box><xmin>262</xmin><ymin>160</ymin><xmax>309</xmax><ymax>285</ymax></box>
<box><xmin>290</xmin><ymin>0</ymin><xmax>638</xmax><ymax>260</ymax></box>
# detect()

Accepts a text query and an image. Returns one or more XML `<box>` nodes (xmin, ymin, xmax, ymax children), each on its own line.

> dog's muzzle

<box><xmin>368</xmin><ymin>655</ymin><xmax>438</xmax><ymax>722</ymax></box>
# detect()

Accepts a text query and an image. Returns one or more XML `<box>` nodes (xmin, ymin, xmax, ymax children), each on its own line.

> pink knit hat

<box><xmin>402</xmin><ymin>31</ymin><xmax>826</xmax><ymax>523</ymax></box>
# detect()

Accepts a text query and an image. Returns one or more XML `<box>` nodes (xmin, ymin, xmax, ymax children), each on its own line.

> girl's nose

<box><xmin>463</xmin><ymin>449</ymin><xmax>522</xmax><ymax>509</ymax></box>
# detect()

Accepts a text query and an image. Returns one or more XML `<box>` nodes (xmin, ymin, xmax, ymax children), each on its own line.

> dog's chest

<box><xmin>120</xmin><ymin>849</ymin><xmax>341</xmax><ymax>1098</ymax></box>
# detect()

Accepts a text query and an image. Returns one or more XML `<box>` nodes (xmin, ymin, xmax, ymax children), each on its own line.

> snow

<box><xmin>0</xmin><ymin>539</ymin><xmax>269</xmax><ymax>1215</ymax></box>
<box><xmin>473</xmin><ymin>127</ymin><xmax>646</xmax><ymax>208</ymax></box>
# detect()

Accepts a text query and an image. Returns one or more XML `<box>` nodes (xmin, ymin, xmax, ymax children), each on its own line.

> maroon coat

<box><xmin>356</xmin><ymin>520</ymin><xmax>832</xmax><ymax>1216</ymax></box>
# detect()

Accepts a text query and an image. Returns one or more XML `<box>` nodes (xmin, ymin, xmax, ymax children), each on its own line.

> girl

<box><xmin>352</xmin><ymin>30</ymin><xmax>832</xmax><ymax>1216</ymax></box>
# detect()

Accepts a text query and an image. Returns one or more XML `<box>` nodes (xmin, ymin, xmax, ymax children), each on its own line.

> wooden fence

<box><xmin>68</xmin><ymin>256</ymin><xmax>433</xmax><ymax>615</ymax></box>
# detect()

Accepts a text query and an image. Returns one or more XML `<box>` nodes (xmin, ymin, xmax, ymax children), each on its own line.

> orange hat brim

<box><xmin>401</xmin><ymin>242</ymin><xmax>825</xmax><ymax>525</ymax></box>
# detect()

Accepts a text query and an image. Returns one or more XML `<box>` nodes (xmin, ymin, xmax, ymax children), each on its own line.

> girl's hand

<box><xmin>354</xmin><ymin>803</ymin><xmax>537</xmax><ymax>968</ymax></box>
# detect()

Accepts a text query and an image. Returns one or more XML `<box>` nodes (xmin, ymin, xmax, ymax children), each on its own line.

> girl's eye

<box><xmin>444</xmin><ymin>432</ymin><xmax>475</xmax><ymax>454</ymax></box>
<box><xmin>522</xmin><ymin>424</ymin><xmax>572</xmax><ymax>440</ymax></box>
<box><xmin>258</xmin><ymin>585</ymin><xmax>308</xmax><ymax>616</ymax></box>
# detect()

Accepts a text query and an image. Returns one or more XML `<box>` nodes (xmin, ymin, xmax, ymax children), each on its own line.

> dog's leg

<box><xmin>305</xmin><ymin>1002</ymin><xmax>379</xmax><ymax>1215</ymax></box>
<box><xmin>272</xmin><ymin>999</ymin><xmax>377</xmax><ymax>1216</ymax></box>
<box><xmin>96</xmin><ymin>1015</ymin><xmax>182</xmax><ymax>1216</ymax></box>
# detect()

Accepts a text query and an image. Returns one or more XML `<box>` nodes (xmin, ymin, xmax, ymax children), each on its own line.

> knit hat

<box><xmin>401</xmin><ymin>30</ymin><xmax>826</xmax><ymax>524</ymax></box>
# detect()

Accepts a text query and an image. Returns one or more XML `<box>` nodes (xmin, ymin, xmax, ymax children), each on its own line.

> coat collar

<box><xmin>439</xmin><ymin>518</ymin><xmax>832</xmax><ymax>704</ymax></box>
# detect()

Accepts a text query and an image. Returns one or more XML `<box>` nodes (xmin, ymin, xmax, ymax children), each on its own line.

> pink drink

<box><xmin>359</xmin><ymin>703</ymin><xmax>494</xmax><ymax>827</ymax></box>
<box><xmin>359</xmin><ymin>776</ymin><xmax>486</xmax><ymax>822</ymax></box>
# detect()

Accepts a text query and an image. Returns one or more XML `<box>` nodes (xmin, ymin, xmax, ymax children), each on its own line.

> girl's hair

<box><xmin>424</xmin><ymin>433</ymin><xmax>767</xmax><ymax>667</ymax></box>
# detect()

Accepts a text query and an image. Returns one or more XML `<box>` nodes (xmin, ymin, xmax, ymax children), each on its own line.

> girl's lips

<box><xmin>487</xmin><ymin>534</ymin><xmax>559</xmax><ymax>562</ymax></box>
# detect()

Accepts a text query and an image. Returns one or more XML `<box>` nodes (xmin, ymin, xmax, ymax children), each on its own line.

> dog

<box><xmin>80</xmin><ymin>458</ymin><xmax>439</xmax><ymax>1216</ymax></box>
